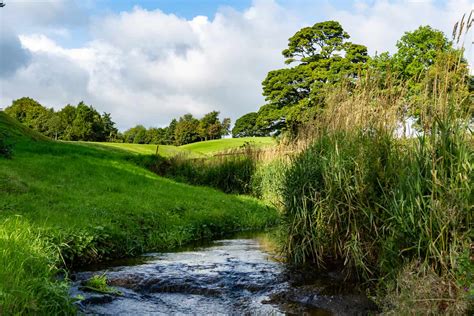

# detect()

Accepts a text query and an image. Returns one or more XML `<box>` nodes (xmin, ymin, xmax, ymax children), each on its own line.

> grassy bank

<box><xmin>82</xmin><ymin>136</ymin><xmax>275</xmax><ymax>158</ymax></box>
<box><xmin>0</xmin><ymin>112</ymin><xmax>279</xmax><ymax>314</ymax></box>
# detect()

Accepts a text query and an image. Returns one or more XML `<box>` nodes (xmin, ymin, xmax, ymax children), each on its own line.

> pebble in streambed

<box><xmin>70</xmin><ymin>237</ymin><xmax>377</xmax><ymax>315</ymax></box>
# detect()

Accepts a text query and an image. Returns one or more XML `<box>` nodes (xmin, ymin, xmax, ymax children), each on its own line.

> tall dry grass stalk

<box><xmin>280</xmin><ymin>30</ymin><xmax>472</xmax><ymax>313</ymax></box>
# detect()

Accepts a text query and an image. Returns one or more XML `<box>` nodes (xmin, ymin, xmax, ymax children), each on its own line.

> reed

<box><xmin>281</xmin><ymin>49</ymin><xmax>472</xmax><ymax>312</ymax></box>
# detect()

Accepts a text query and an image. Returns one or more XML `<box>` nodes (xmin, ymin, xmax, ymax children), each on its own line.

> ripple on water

<box><xmin>70</xmin><ymin>237</ymin><xmax>377</xmax><ymax>315</ymax></box>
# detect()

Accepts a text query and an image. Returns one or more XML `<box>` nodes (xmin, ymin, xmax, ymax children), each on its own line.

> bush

<box><xmin>0</xmin><ymin>136</ymin><xmax>13</xmax><ymax>159</ymax></box>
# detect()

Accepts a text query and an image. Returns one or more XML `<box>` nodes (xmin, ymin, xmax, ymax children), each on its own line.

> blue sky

<box><xmin>85</xmin><ymin>0</ymin><xmax>254</xmax><ymax>18</ymax></box>
<box><xmin>1</xmin><ymin>0</ymin><xmax>472</xmax><ymax>130</ymax></box>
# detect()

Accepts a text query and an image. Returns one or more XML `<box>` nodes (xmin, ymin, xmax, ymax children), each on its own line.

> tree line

<box><xmin>122</xmin><ymin>111</ymin><xmax>230</xmax><ymax>146</ymax></box>
<box><xmin>4</xmin><ymin>98</ymin><xmax>119</xmax><ymax>142</ymax></box>
<box><xmin>3</xmin><ymin>97</ymin><xmax>231</xmax><ymax>145</ymax></box>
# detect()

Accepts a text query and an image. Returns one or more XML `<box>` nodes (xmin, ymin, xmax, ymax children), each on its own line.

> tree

<box><xmin>57</xmin><ymin>105</ymin><xmax>76</xmax><ymax>140</ymax></box>
<box><xmin>256</xmin><ymin>21</ymin><xmax>369</xmax><ymax>135</ymax></box>
<box><xmin>123</xmin><ymin>125</ymin><xmax>147</xmax><ymax>144</ymax></box>
<box><xmin>133</xmin><ymin>126</ymin><xmax>147</xmax><ymax>144</ymax></box>
<box><xmin>394</xmin><ymin>26</ymin><xmax>453</xmax><ymax>80</ymax></box>
<box><xmin>102</xmin><ymin>112</ymin><xmax>118</xmax><ymax>142</ymax></box>
<box><xmin>174</xmin><ymin>114</ymin><xmax>200</xmax><ymax>146</ymax></box>
<box><xmin>4</xmin><ymin>97</ymin><xmax>50</xmax><ymax>131</ymax></box>
<box><xmin>5</xmin><ymin>98</ymin><xmax>119</xmax><ymax>142</ymax></box>
<box><xmin>232</xmin><ymin>112</ymin><xmax>262</xmax><ymax>137</ymax></box>
<box><xmin>220</xmin><ymin>117</ymin><xmax>231</xmax><ymax>137</ymax></box>
<box><xmin>45</xmin><ymin>111</ymin><xmax>62</xmax><ymax>140</ymax></box>
<box><xmin>282</xmin><ymin>20</ymin><xmax>349</xmax><ymax>63</ymax></box>
<box><xmin>198</xmin><ymin>111</ymin><xmax>220</xmax><ymax>141</ymax></box>
<box><xmin>145</xmin><ymin>127</ymin><xmax>167</xmax><ymax>144</ymax></box>
<box><xmin>165</xmin><ymin>119</ymin><xmax>177</xmax><ymax>145</ymax></box>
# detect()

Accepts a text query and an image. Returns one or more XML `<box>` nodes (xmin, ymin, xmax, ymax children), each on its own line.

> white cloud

<box><xmin>0</xmin><ymin>0</ymin><xmax>472</xmax><ymax>130</ymax></box>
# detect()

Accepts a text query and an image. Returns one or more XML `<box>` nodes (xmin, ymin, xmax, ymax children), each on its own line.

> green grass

<box><xmin>80</xmin><ymin>142</ymin><xmax>195</xmax><ymax>157</ymax></box>
<box><xmin>81</xmin><ymin>137</ymin><xmax>275</xmax><ymax>158</ymax></box>
<box><xmin>179</xmin><ymin>137</ymin><xmax>275</xmax><ymax>155</ymax></box>
<box><xmin>0</xmin><ymin>112</ymin><xmax>279</xmax><ymax>314</ymax></box>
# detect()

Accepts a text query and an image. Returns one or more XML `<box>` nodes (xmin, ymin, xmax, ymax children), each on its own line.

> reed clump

<box><xmin>281</xmin><ymin>50</ymin><xmax>473</xmax><ymax>313</ymax></box>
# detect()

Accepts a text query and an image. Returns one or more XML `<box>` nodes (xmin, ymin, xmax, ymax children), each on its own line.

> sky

<box><xmin>0</xmin><ymin>0</ymin><xmax>472</xmax><ymax>130</ymax></box>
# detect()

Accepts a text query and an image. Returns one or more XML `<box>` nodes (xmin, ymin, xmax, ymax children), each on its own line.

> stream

<box><xmin>70</xmin><ymin>233</ymin><xmax>377</xmax><ymax>315</ymax></box>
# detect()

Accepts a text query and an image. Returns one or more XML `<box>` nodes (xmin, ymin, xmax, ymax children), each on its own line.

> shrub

<box><xmin>0</xmin><ymin>136</ymin><xmax>13</xmax><ymax>159</ymax></box>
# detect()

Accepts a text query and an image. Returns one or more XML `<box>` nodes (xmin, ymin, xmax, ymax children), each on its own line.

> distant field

<box><xmin>81</xmin><ymin>137</ymin><xmax>275</xmax><ymax>157</ymax></box>
<box><xmin>80</xmin><ymin>142</ymin><xmax>192</xmax><ymax>157</ymax></box>
<box><xmin>179</xmin><ymin>137</ymin><xmax>275</xmax><ymax>155</ymax></box>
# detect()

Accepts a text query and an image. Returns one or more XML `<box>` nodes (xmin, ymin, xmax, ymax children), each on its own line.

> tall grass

<box><xmin>281</xmin><ymin>51</ymin><xmax>472</xmax><ymax>312</ymax></box>
<box><xmin>0</xmin><ymin>218</ymin><xmax>74</xmax><ymax>315</ymax></box>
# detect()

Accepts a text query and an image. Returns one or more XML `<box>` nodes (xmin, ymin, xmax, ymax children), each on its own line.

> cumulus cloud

<box><xmin>0</xmin><ymin>0</ymin><xmax>471</xmax><ymax>130</ymax></box>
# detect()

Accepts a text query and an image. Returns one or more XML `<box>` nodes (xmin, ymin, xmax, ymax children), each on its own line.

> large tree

<box><xmin>394</xmin><ymin>25</ymin><xmax>453</xmax><ymax>80</ymax></box>
<box><xmin>254</xmin><ymin>21</ymin><xmax>368</xmax><ymax>135</ymax></box>
<box><xmin>174</xmin><ymin>114</ymin><xmax>200</xmax><ymax>146</ymax></box>
<box><xmin>4</xmin><ymin>97</ymin><xmax>50</xmax><ymax>132</ymax></box>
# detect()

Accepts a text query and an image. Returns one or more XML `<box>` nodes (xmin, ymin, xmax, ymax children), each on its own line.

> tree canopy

<box><xmin>242</xmin><ymin>21</ymin><xmax>369</xmax><ymax>136</ymax></box>
<box><xmin>234</xmin><ymin>21</ymin><xmax>459</xmax><ymax>138</ymax></box>
<box><xmin>122</xmin><ymin>111</ymin><xmax>231</xmax><ymax>146</ymax></box>
<box><xmin>4</xmin><ymin>98</ymin><xmax>118</xmax><ymax>141</ymax></box>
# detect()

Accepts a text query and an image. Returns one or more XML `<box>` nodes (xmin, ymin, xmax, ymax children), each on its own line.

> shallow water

<box><xmin>71</xmin><ymin>234</ymin><xmax>376</xmax><ymax>315</ymax></box>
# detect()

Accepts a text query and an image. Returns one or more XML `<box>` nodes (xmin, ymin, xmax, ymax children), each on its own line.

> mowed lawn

<box><xmin>0</xmin><ymin>113</ymin><xmax>278</xmax><ymax>314</ymax></box>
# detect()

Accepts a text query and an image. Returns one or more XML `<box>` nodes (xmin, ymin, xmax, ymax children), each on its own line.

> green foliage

<box><xmin>4</xmin><ymin>97</ymin><xmax>50</xmax><ymax>132</ymax></box>
<box><xmin>122</xmin><ymin>111</ymin><xmax>231</xmax><ymax>146</ymax></box>
<box><xmin>133</xmin><ymin>147</ymin><xmax>257</xmax><ymax>195</ymax></box>
<box><xmin>82</xmin><ymin>274</ymin><xmax>121</xmax><ymax>295</ymax></box>
<box><xmin>163</xmin><ymin>154</ymin><xmax>256</xmax><ymax>194</ymax></box>
<box><xmin>4</xmin><ymin>98</ymin><xmax>118</xmax><ymax>142</ymax></box>
<box><xmin>394</xmin><ymin>25</ymin><xmax>453</xmax><ymax>79</ymax></box>
<box><xmin>280</xmin><ymin>50</ymin><xmax>472</xmax><ymax>312</ymax></box>
<box><xmin>123</xmin><ymin>125</ymin><xmax>147</xmax><ymax>144</ymax></box>
<box><xmin>251</xmin><ymin>158</ymin><xmax>289</xmax><ymax>206</ymax></box>
<box><xmin>282</xmin><ymin>20</ymin><xmax>349</xmax><ymax>63</ymax></box>
<box><xmin>232</xmin><ymin>112</ymin><xmax>266</xmax><ymax>137</ymax></box>
<box><xmin>174</xmin><ymin>113</ymin><xmax>200</xmax><ymax>145</ymax></box>
<box><xmin>0</xmin><ymin>113</ymin><xmax>278</xmax><ymax>312</ymax></box>
<box><xmin>0</xmin><ymin>218</ymin><xmax>74</xmax><ymax>315</ymax></box>
<box><xmin>0</xmin><ymin>136</ymin><xmax>13</xmax><ymax>159</ymax></box>
<box><xmin>249</xmin><ymin>20</ymin><xmax>369</xmax><ymax>135</ymax></box>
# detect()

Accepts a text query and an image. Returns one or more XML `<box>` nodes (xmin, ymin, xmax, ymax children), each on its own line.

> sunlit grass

<box><xmin>78</xmin><ymin>137</ymin><xmax>275</xmax><ymax>158</ymax></box>
<box><xmin>0</xmin><ymin>112</ymin><xmax>279</xmax><ymax>314</ymax></box>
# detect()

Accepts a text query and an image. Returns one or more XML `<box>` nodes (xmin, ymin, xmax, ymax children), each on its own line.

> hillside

<box><xmin>179</xmin><ymin>137</ymin><xmax>275</xmax><ymax>155</ymax></box>
<box><xmin>0</xmin><ymin>111</ymin><xmax>46</xmax><ymax>141</ymax></box>
<box><xmin>80</xmin><ymin>136</ymin><xmax>275</xmax><ymax>157</ymax></box>
<box><xmin>0</xmin><ymin>112</ymin><xmax>278</xmax><ymax>314</ymax></box>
